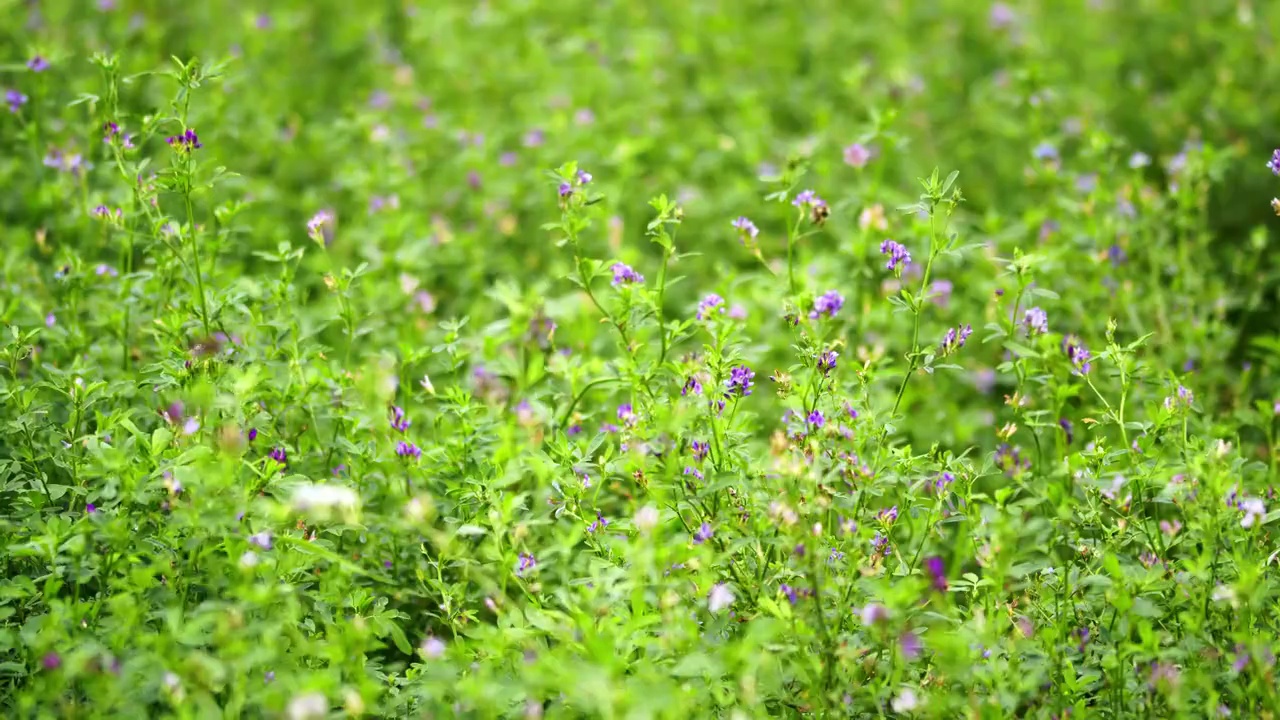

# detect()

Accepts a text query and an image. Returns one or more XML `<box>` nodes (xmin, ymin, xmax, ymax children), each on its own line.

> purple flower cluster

<box><xmin>516</xmin><ymin>552</ymin><xmax>537</xmax><ymax>576</ymax></box>
<box><xmin>389</xmin><ymin>405</ymin><xmax>410</xmax><ymax>432</ymax></box>
<box><xmin>5</xmin><ymin>89</ymin><xmax>28</xmax><ymax>113</ymax></box>
<box><xmin>610</xmin><ymin>262</ymin><xmax>644</xmax><ymax>286</ymax></box>
<box><xmin>1024</xmin><ymin>307</ymin><xmax>1048</xmax><ymax>335</ymax></box>
<box><xmin>269</xmin><ymin>446</ymin><xmax>288</xmax><ymax>465</ymax></box>
<box><xmin>880</xmin><ymin>240</ymin><xmax>912</xmax><ymax>272</ymax></box>
<box><xmin>817</xmin><ymin>350</ymin><xmax>838</xmax><ymax>376</ymax></box>
<box><xmin>102</xmin><ymin>121</ymin><xmax>134</xmax><ymax>149</ymax></box>
<box><xmin>396</xmin><ymin>440</ymin><xmax>421</xmax><ymax>459</ymax></box>
<box><xmin>725</xmin><ymin>365</ymin><xmax>755</xmax><ymax>397</ymax></box>
<box><xmin>166</xmin><ymin>128</ymin><xmax>202</xmax><ymax>152</ymax></box>
<box><xmin>731</xmin><ymin>216</ymin><xmax>759</xmax><ymax>240</ymax></box>
<box><xmin>924</xmin><ymin>556</ymin><xmax>947</xmax><ymax>592</ymax></box>
<box><xmin>586</xmin><ymin>513</ymin><xmax>609</xmax><ymax>534</ymax></box>
<box><xmin>1268</xmin><ymin>148</ymin><xmax>1280</xmax><ymax>176</ymax></box>
<box><xmin>843</xmin><ymin>143</ymin><xmax>871</xmax><ymax>168</ymax></box>
<box><xmin>939</xmin><ymin>324</ymin><xmax>973</xmax><ymax>355</ymax></box>
<box><xmin>792</xmin><ymin>189</ymin><xmax>825</xmax><ymax>209</ymax></box>
<box><xmin>1063</xmin><ymin>336</ymin><xmax>1093</xmax><ymax>374</ymax></box>
<box><xmin>696</xmin><ymin>293</ymin><xmax>725</xmax><ymax>320</ymax></box>
<box><xmin>693</xmin><ymin>522</ymin><xmax>713</xmax><ymax>544</ymax></box>
<box><xmin>995</xmin><ymin>443</ymin><xmax>1030</xmax><ymax>477</ymax></box>
<box><xmin>681</xmin><ymin>375</ymin><xmax>703</xmax><ymax>396</ymax></box>
<box><xmin>807</xmin><ymin>410</ymin><xmax>825</xmax><ymax>428</ymax></box>
<box><xmin>809</xmin><ymin>290</ymin><xmax>844</xmax><ymax>319</ymax></box>
<box><xmin>691</xmin><ymin>440</ymin><xmax>709</xmax><ymax>462</ymax></box>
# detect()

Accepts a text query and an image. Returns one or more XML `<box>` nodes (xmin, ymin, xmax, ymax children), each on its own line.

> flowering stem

<box><xmin>184</xmin><ymin>183</ymin><xmax>212</xmax><ymax>339</ymax></box>
<box><xmin>786</xmin><ymin>210</ymin><xmax>800</xmax><ymax>297</ymax></box>
<box><xmin>655</xmin><ymin>241</ymin><xmax>674</xmax><ymax>366</ymax></box>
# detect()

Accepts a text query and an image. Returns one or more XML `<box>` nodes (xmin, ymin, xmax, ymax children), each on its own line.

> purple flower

<box><xmin>306</xmin><ymin>209</ymin><xmax>336</xmax><ymax>245</ymax></box>
<box><xmin>558</xmin><ymin>182</ymin><xmax>573</xmax><ymax>197</ymax></box>
<box><xmin>871</xmin><ymin>532</ymin><xmax>891</xmax><ymax>557</ymax></box>
<box><xmin>929</xmin><ymin>279</ymin><xmax>953</xmax><ymax>308</ymax></box>
<box><xmin>610</xmin><ymin>262</ymin><xmax>644</xmax><ymax>286</ymax></box>
<box><xmin>5</xmin><ymin>89</ymin><xmax>28</xmax><ymax>113</ymax></box>
<box><xmin>725</xmin><ymin>366</ymin><xmax>755</xmax><ymax>397</ymax></box>
<box><xmin>165</xmin><ymin>128</ymin><xmax>202</xmax><ymax>152</ymax></box>
<box><xmin>516</xmin><ymin>552</ymin><xmax>537</xmax><ymax>576</ymax></box>
<box><xmin>264</xmin><ymin>670</ymin><xmax>275</xmax><ymax>683</ymax></box>
<box><xmin>696</xmin><ymin>294</ymin><xmax>725</xmax><ymax>320</ymax></box>
<box><xmin>817</xmin><ymin>350</ymin><xmax>838</xmax><ymax>376</ymax></box>
<box><xmin>1059</xmin><ymin>418</ymin><xmax>1074</xmax><ymax>444</ymax></box>
<box><xmin>1063</xmin><ymin>336</ymin><xmax>1093</xmax><ymax>374</ymax></box>
<box><xmin>1268</xmin><ymin>149</ymin><xmax>1280</xmax><ymax>176</ymax></box>
<box><xmin>1232</xmin><ymin>645</ymin><xmax>1250</xmax><ymax>673</ymax></box>
<box><xmin>617</xmin><ymin>403</ymin><xmax>637</xmax><ymax>427</ymax></box>
<box><xmin>807</xmin><ymin>410</ymin><xmax>825</xmax><ymax>428</ymax></box>
<box><xmin>249</xmin><ymin>530</ymin><xmax>273</xmax><ymax>550</ymax></box>
<box><xmin>1033</xmin><ymin>142</ymin><xmax>1058</xmax><ymax>161</ymax></box>
<box><xmin>389</xmin><ymin>405</ymin><xmax>410</xmax><ymax>432</ymax></box>
<box><xmin>586</xmin><ymin>513</ymin><xmax>609</xmax><ymax>534</ymax></box>
<box><xmin>42</xmin><ymin>652</ymin><xmax>60</xmax><ymax>670</ymax></box>
<box><xmin>86</xmin><ymin>503</ymin><xmax>97</xmax><ymax>514</ymax></box>
<box><xmin>467</xmin><ymin>170</ymin><xmax>482</xmax><ymax>189</ymax></box>
<box><xmin>731</xmin><ymin>216</ymin><xmax>759</xmax><ymax>240</ymax></box>
<box><xmin>792</xmin><ymin>189</ymin><xmax>825</xmax><ymax>208</ymax></box>
<box><xmin>940</xmin><ymin>324</ymin><xmax>973</xmax><ymax>355</ymax></box>
<box><xmin>575</xmin><ymin>169</ymin><xmax>592</xmax><ymax>185</ymax></box>
<box><xmin>860</xmin><ymin>603</ymin><xmax>888</xmax><ymax>625</ymax></box>
<box><xmin>995</xmin><ymin>443</ymin><xmax>1030</xmax><ymax>476</ymax></box>
<box><xmin>523</xmin><ymin>128</ymin><xmax>544</xmax><ymax>147</ymax></box>
<box><xmin>28</xmin><ymin>56</ymin><xmax>50</xmax><ymax>72</ymax></box>
<box><xmin>248</xmin><ymin>428</ymin><xmax>258</xmax><ymax>442</ymax></box>
<box><xmin>810</xmin><ymin>290</ymin><xmax>844</xmax><ymax>319</ymax></box>
<box><xmin>879</xmin><ymin>240</ymin><xmax>912</xmax><ymax>272</ymax></box>
<box><xmin>877</xmin><ymin>506</ymin><xmax>899</xmax><ymax>524</ymax></box>
<box><xmin>780</xmin><ymin>583</ymin><xmax>799</xmax><ymax>604</ymax></box>
<box><xmin>990</xmin><ymin>2</ymin><xmax>1015</xmax><ymax>28</ymax></box>
<box><xmin>924</xmin><ymin>556</ymin><xmax>947</xmax><ymax>592</ymax></box>
<box><xmin>682</xmin><ymin>376</ymin><xmax>703</xmax><ymax>396</ymax></box>
<box><xmin>268</xmin><ymin>447</ymin><xmax>288</xmax><ymax>465</ymax></box>
<box><xmin>44</xmin><ymin>313</ymin><xmax>55</xmax><ymax>328</ymax></box>
<box><xmin>693</xmin><ymin>522</ymin><xmax>713</xmax><ymax>544</ymax></box>
<box><xmin>691</xmin><ymin>440</ymin><xmax>710</xmax><ymax>461</ymax></box>
<box><xmin>932</xmin><ymin>472</ymin><xmax>955</xmax><ymax>493</ymax></box>
<box><xmin>683</xmin><ymin>465</ymin><xmax>704</xmax><ymax>481</ymax></box>
<box><xmin>899</xmin><ymin>631</ymin><xmax>922</xmax><ymax>660</ymax></box>
<box><xmin>1074</xmin><ymin>627</ymin><xmax>1090</xmax><ymax>652</ymax></box>
<box><xmin>396</xmin><ymin>440</ymin><xmax>422</xmax><ymax>459</ymax></box>
<box><xmin>1024</xmin><ymin>307</ymin><xmax>1048</xmax><ymax>335</ymax></box>
<box><xmin>843</xmin><ymin>143</ymin><xmax>871</xmax><ymax>168</ymax></box>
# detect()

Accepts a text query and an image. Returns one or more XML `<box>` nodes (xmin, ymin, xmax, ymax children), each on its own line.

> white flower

<box><xmin>891</xmin><ymin>688</ymin><xmax>919</xmax><ymax>713</ymax></box>
<box><xmin>239</xmin><ymin>550</ymin><xmax>259</xmax><ymax>569</ymax></box>
<box><xmin>1212</xmin><ymin>584</ymin><xmax>1236</xmax><ymax>604</ymax></box>
<box><xmin>290</xmin><ymin>484</ymin><xmax>360</xmax><ymax>515</ymax></box>
<box><xmin>1240</xmin><ymin>498</ymin><xmax>1266</xmax><ymax>528</ymax></box>
<box><xmin>286</xmin><ymin>692</ymin><xmax>328</xmax><ymax>720</ymax></box>
<box><xmin>708</xmin><ymin>583</ymin><xmax>734</xmax><ymax>613</ymax></box>
<box><xmin>405</xmin><ymin>496</ymin><xmax>429</xmax><ymax>521</ymax></box>
<box><xmin>633</xmin><ymin>505</ymin><xmax>660</xmax><ymax>532</ymax></box>
<box><xmin>420</xmin><ymin>374</ymin><xmax>435</xmax><ymax>395</ymax></box>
